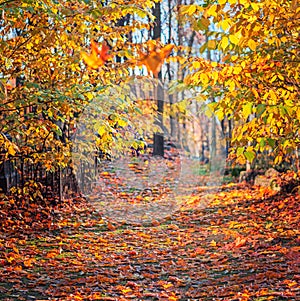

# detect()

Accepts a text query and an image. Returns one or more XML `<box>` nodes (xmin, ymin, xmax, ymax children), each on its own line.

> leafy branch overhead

<box><xmin>0</xmin><ymin>0</ymin><xmax>158</xmax><ymax>168</ymax></box>
<box><xmin>183</xmin><ymin>0</ymin><xmax>300</xmax><ymax>166</ymax></box>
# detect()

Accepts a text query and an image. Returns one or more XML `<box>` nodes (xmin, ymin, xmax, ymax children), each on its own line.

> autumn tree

<box><xmin>182</xmin><ymin>0</ymin><xmax>300</xmax><ymax>169</ymax></box>
<box><xmin>0</xmin><ymin>0</ymin><xmax>157</xmax><ymax>174</ymax></box>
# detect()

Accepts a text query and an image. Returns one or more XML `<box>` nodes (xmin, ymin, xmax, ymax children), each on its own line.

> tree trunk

<box><xmin>152</xmin><ymin>2</ymin><xmax>164</xmax><ymax>157</ymax></box>
<box><xmin>167</xmin><ymin>0</ymin><xmax>177</xmax><ymax>140</ymax></box>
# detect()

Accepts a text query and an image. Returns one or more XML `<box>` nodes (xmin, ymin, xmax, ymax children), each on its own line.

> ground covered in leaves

<box><xmin>0</xmin><ymin>178</ymin><xmax>299</xmax><ymax>300</ymax></box>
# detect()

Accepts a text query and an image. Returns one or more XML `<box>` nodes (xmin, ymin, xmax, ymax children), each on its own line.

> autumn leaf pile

<box><xmin>0</xmin><ymin>180</ymin><xmax>299</xmax><ymax>300</ymax></box>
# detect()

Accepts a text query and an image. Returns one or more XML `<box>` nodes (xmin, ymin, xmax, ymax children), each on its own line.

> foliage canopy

<box><xmin>184</xmin><ymin>0</ymin><xmax>300</xmax><ymax>167</ymax></box>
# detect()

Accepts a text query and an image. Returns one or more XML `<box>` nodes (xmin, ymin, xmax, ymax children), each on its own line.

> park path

<box><xmin>0</xmin><ymin>182</ymin><xmax>299</xmax><ymax>300</ymax></box>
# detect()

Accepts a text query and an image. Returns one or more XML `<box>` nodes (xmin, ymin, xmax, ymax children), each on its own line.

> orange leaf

<box><xmin>107</xmin><ymin>222</ymin><xmax>116</xmax><ymax>231</ymax></box>
<box><xmin>46</xmin><ymin>250</ymin><xmax>59</xmax><ymax>258</ymax></box>
<box><xmin>138</xmin><ymin>41</ymin><xmax>174</xmax><ymax>77</ymax></box>
<box><xmin>91</xmin><ymin>40</ymin><xmax>111</xmax><ymax>61</ymax></box>
<box><xmin>6</xmin><ymin>78</ymin><xmax>16</xmax><ymax>90</ymax></box>
<box><xmin>23</xmin><ymin>258</ymin><xmax>35</xmax><ymax>267</ymax></box>
<box><xmin>194</xmin><ymin>247</ymin><xmax>206</xmax><ymax>255</ymax></box>
<box><xmin>151</xmin><ymin>219</ymin><xmax>160</xmax><ymax>226</ymax></box>
<box><xmin>81</xmin><ymin>40</ymin><xmax>111</xmax><ymax>69</ymax></box>
<box><xmin>234</xmin><ymin>236</ymin><xmax>247</xmax><ymax>248</ymax></box>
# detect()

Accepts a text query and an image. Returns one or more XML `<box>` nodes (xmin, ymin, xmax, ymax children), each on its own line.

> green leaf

<box><xmin>267</xmin><ymin>138</ymin><xmax>275</xmax><ymax>148</ymax></box>
<box><xmin>53</xmin><ymin>126</ymin><xmax>62</xmax><ymax>137</ymax></box>
<box><xmin>244</xmin><ymin>151</ymin><xmax>255</xmax><ymax>162</ymax></box>
<box><xmin>259</xmin><ymin>138</ymin><xmax>266</xmax><ymax>148</ymax></box>
<box><xmin>256</xmin><ymin>104</ymin><xmax>266</xmax><ymax>117</ymax></box>
<box><xmin>199</xmin><ymin>42</ymin><xmax>208</xmax><ymax>53</ymax></box>
<box><xmin>237</xmin><ymin>146</ymin><xmax>244</xmax><ymax>156</ymax></box>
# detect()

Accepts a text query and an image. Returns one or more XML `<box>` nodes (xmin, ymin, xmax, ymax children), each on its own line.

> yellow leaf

<box><xmin>239</xmin><ymin>0</ymin><xmax>250</xmax><ymax>8</ymax></box>
<box><xmin>220</xmin><ymin>19</ymin><xmax>230</xmax><ymax>31</ymax></box>
<box><xmin>219</xmin><ymin>0</ymin><xmax>227</xmax><ymax>5</ymax></box>
<box><xmin>227</xmin><ymin>79</ymin><xmax>235</xmax><ymax>92</ymax></box>
<box><xmin>205</xmin><ymin>106</ymin><xmax>213</xmax><ymax>118</ymax></box>
<box><xmin>266</xmin><ymin>222</ymin><xmax>273</xmax><ymax>229</ymax></box>
<box><xmin>192</xmin><ymin>61</ymin><xmax>201</xmax><ymax>69</ymax></box>
<box><xmin>269</xmin><ymin>90</ymin><xmax>277</xmax><ymax>102</ymax></box>
<box><xmin>252</xmin><ymin>88</ymin><xmax>259</xmax><ymax>99</ymax></box>
<box><xmin>229</xmin><ymin>34</ymin><xmax>239</xmax><ymax>45</ymax></box>
<box><xmin>242</xmin><ymin>103</ymin><xmax>252</xmax><ymax>119</ymax></box>
<box><xmin>187</xmin><ymin>4</ymin><xmax>197</xmax><ymax>15</ymax></box>
<box><xmin>86</xmin><ymin>92</ymin><xmax>94</xmax><ymax>100</ymax></box>
<box><xmin>207</xmin><ymin>5</ymin><xmax>217</xmax><ymax>17</ymax></box>
<box><xmin>211</xmin><ymin>71</ymin><xmax>219</xmax><ymax>82</ymax></box>
<box><xmin>216</xmin><ymin>110</ymin><xmax>224</xmax><ymax>121</ymax></box>
<box><xmin>274</xmin><ymin>155</ymin><xmax>282</xmax><ymax>164</ymax></box>
<box><xmin>296</xmin><ymin>108</ymin><xmax>300</xmax><ymax>120</ymax></box>
<box><xmin>97</xmin><ymin>126</ymin><xmax>106</xmax><ymax>136</ymax></box>
<box><xmin>162</xmin><ymin>283</ymin><xmax>173</xmax><ymax>289</ymax></box>
<box><xmin>250</xmin><ymin>2</ymin><xmax>260</xmax><ymax>11</ymax></box>
<box><xmin>233</xmin><ymin>66</ymin><xmax>242</xmax><ymax>75</ymax></box>
<box><xmin>210</xmin><ymin>240</ymin><xmax>217</xmax><ymax>247</ymax></box>
<box><xmin>220</xmin><ymin>36</ymin><xmax>229</xmax><ymax>50</ymax></box>
<box><xmin>26</xmin><ymin>42</ymin><xmax>33</xmax><ymax>50</ymax></box>
<box><xmin>117</xmin><ymin>118</ymin><xmax>127</xmax><ymax>127</ymax></box>
<box><xmin>200</xmin><ymin>73</ymin><xmax>209</xmax><ymax>85</ymax></box>
<box><xmin>8</xmin><ymin>145</ymin><xmax>16</xmax><ymax>156</ymax></box>
<box><xmin>177</xmin><ymin>101</ymin><xmax>187</xmax><ymax>113</ymax></box>
<box><xmin>278</xmin><ymin>74</ymin><xmax>284</xmax><ymax>81</ymax></box>
<box><xmin>280</xmin><ymin>36</ymin><xmax>287</xmax><ymax>43</ymax></box>
<box><xmin>248</xmin><ymin>39</ymin><xmax>257</xmax><ymax>51</ymax></box>
<box><xmin>270</xmin><ymin>75</ymin><xmax>277</xmax><ymax>83</ymax></box>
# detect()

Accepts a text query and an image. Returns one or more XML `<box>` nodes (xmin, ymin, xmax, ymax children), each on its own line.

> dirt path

<box><xmin>0</xmin><ymin>184</ymin><xmax>299</xmax><ymax>300</ymax></box>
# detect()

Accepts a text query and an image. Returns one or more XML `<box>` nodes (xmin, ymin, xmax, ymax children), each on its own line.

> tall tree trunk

<box><xmin>167</xmin><ymin>0</ymin><xmax>177</xmax><ymax>140</ymax></box>
<box><xmin>228</xmin><ymin>117</ymin><xmax>232</xmax><ymax>158</ymax></box>
<box><xmin>152</xmin><ymin>2</ymin><xmax>164</xmax><ymax>156</ymax></box>
<box><xmin>211</xmin><ymin>115</ymin><xmax>217</xmax><ymax>165</ymax></box>
<box><xmin>220</xmin><ymin>113</ymin><xmax>233</xmax><ymax>159</ymax></box>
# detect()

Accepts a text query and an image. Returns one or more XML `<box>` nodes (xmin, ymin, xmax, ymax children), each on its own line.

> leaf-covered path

<box><xmin>0</xmin><ymin>184</ymin><xmax>299</xmax><ymax>300</ymax></box>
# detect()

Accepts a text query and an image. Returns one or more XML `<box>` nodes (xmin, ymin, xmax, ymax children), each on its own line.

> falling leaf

<box><xmin>81</xmin><ymin>40</ymin><xmax>111</xmax><ymax>69</ymax></box>
<box><xmin>137</xmin><ymin>40</ymin><xmax>174</xmax><ymax>77</ymax></box>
